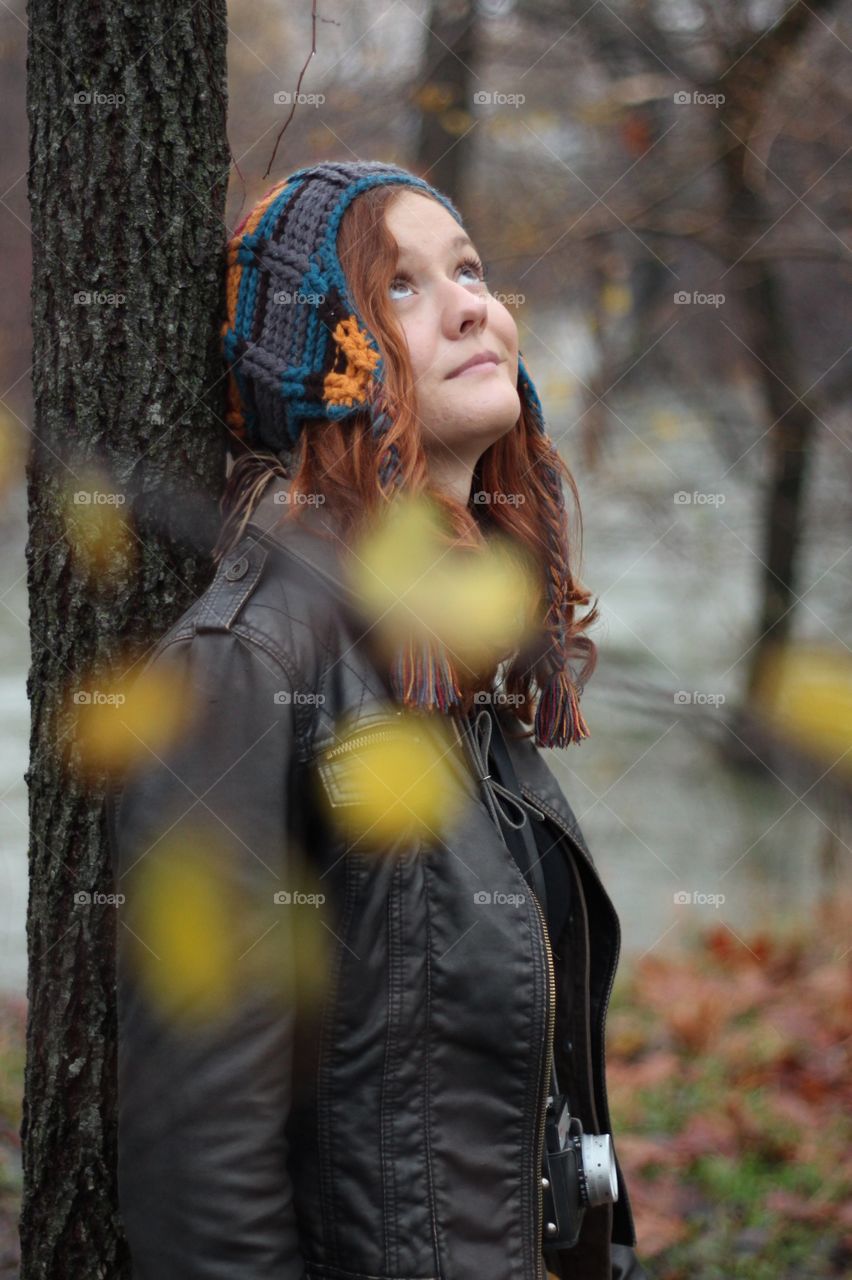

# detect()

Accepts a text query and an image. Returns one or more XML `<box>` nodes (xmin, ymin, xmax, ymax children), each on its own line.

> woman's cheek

<box><xmin>399</xmin><ymin>318</ymin><xmax>433</xmax><ymax>386</ymax></box>
<box><xmin>490</xmin><ymin>300</ymin><xmax>519</xmax><ymax>358</ymax></box>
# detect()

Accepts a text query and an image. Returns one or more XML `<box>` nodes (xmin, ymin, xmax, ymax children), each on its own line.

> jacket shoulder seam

<box><xmin>140</xmin><ymin>625</ymin><xmax>316</xmax><ymax>760</ymax></box>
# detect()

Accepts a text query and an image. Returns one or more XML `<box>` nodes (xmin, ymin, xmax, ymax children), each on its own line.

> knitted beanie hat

<box><xmin>221</xmin><ymin>159</ymin><xmax>589</xmax><ymax>747</ymax></box>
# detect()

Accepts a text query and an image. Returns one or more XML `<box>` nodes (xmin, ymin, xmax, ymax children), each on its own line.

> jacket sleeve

<box><xmin>107</xmin><ymin>627</ymin><xmax>311</xmax><ymax>1280</ymax></box>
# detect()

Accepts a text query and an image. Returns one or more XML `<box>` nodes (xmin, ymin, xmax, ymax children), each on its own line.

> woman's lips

<box><xmin>451</xmin><ymin>358</ymin><xmax>500</xmax><ymax>378</ymax></box>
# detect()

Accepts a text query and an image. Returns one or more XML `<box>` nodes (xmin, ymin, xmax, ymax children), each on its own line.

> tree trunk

<box><xmin>414</xmin><ymin>0</ymin><xmax>478</xmax><ymax>204</ymax></box>
<box><xmin>717</xmin><ymin>123</ymin><xmax>817</xmax><ymax>707</ymax></box>
<box><xmin>23</xmin><ymin>2</ymin><xmax>230</xmax><ymax>1274</ymax></box>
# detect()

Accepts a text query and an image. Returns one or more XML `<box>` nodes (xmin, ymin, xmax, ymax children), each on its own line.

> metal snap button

<box><xmin>225</xmin><ymin>555</ymin><xmax>249</xmax><ymax>581</ymax></box>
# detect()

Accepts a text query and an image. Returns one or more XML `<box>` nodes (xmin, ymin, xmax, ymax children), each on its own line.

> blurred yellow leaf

<box><xmin>412</xmin><ymin>82</ymin><xmax>454</xmax><ymax>113</ymax></box>
<box><xmin>601</xmin><ymin>282</ymin><xmax>632</xmax><ymax>318</ymax></box>
<box><xmin>131</xmin><ymin>836</ymin><xmax>239</xmax><ymax>1026</ymax></box>
<box><xmin>69</xmin><ymin>660</ymin><xmax>193</xmax><ymax>777</ymax></box>
<box><xmin>128</xmin><ymin>835</ymin><xmax>332</xmax><ymax>1029</ymax></box>
<box><xmin>318</xmin><ymin>711</ymin><xmax>464</xmax><ymax>846</ymax></box>
<box><xmin>61</xmin><ymin>469</ymin><xmax>134</xmax><ymax>576</ymax></box>
<box><xmin>350</xmin><ymin>493</ymin><xmax>537</xmax><ymax>672</ymax></box>
<box><xmin>440</xmin><ymin>107</ymin><xmax>474</xmax><ymax>136</ymax></box>
<box><xmin>755</xmin><ymin>643</ymin><xmax>852</xmax><ymax>772</ymax></box>
<box><xmin>650</xmin><ymin>410</ymin><xmax>681</xmax><ymax>439</ymax></box>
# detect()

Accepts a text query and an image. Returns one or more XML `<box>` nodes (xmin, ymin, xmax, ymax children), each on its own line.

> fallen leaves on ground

<box><xmin>608</xmin><ymin>891</ymin><xmax>852</xmax><ymax>1277</ymax></box>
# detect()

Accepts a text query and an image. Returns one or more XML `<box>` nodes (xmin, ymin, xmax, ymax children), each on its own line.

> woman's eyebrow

<box><xmin>395</xmin><ymin>233</ymin><xmax>476</xmax><ymax>266</ymax></box>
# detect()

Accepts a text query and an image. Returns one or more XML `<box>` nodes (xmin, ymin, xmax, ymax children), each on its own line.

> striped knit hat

<box><xmin>221</xmin><ymin>159</ymin><xmax>589</xmax><ymax>747</ymax></box>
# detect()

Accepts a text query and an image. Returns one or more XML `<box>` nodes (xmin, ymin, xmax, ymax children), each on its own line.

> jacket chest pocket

<box><xmin>312</xmin><ymin>713</ymin><xmax>465</xmax><ymax>851</ymax></box>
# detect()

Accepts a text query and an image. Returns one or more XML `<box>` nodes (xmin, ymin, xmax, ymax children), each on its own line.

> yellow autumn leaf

<box><xmin>128</xmin><ymin>835</ymin><xmax>332</xmax><ymax>1029</ymax></box>
<box><xmin>69</xmin><ymin>659</ymin><xmax>194</xmax><ymax>777</ymax></box>
<box><xmin>350</xmin><ymin>494</ymin><xmax>537</xmax><ymax>670</ymax></box>
<box><xmin>317</xmin><ymin>712</ymin><xmax>463</xmax><ymax>846</ymax></box>
<box><xmin>601</xmin><ymin>282</ymin><xmax>632</xmax><ymax>317</ymax></box>
<box><xmin>130</xmin><ymin>836</ymin><xmax>240</xmax><ymax>1026</ymax></box>
<box><xmin>61</xmin><ymin>469</ymin><xmax>134</xmax><ymax>575</ymax></box>
<box><xmin>755</xmin><ymin>643</ymin><xmax>852</xmax><ymax>772</ymax></box>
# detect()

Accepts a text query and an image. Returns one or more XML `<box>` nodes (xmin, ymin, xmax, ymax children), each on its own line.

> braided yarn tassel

<box><xmin>517</xmin><ymin>355</ymin><xmax>591</xmax><ymax>749</ymax></box>
<box><xmin>534</xmin><ymin>668</ymin><xmax>590</xmax><ymax>748</ymax></box>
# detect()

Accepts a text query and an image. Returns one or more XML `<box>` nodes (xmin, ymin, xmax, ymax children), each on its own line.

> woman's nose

<box><xmin>442</xmin><ymin>281</ymin><xmax>488</xmax><ymax>338</ymax></box>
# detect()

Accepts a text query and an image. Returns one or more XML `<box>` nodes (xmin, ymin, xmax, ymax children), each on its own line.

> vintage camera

<box><xmin>541</xmin><ymin>1092</ymin><xmax>619</xmax><ymax>1248</ymax></box>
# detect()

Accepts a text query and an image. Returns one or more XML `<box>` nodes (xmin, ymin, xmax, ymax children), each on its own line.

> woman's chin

<box><xmin>438</xmin><ymin>385</ymin><xmax>521</xmax><ymax>440</ymax></box>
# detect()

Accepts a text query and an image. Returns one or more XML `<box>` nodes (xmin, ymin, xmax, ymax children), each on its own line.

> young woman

<box><xmin>109</xmin><ymin>160</ymin><xmax>649</xmax><ymax>1280</ymax></box>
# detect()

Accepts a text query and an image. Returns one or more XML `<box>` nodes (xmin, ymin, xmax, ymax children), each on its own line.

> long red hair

<box><xmin>213</xmin><ymin>184</ymin><xmax>598</xmax><ymax>737</ymax></box>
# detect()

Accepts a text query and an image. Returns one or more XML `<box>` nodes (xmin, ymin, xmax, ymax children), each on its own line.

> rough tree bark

<box><xmin>415</xmin><ymin>0</ymin><xmax>478</xmax><ymax>204</ymax></box>
<box><xmin>23</xmin><ymin>1</ymin><xmax>230</xmax><ymax>1274</ymax></box>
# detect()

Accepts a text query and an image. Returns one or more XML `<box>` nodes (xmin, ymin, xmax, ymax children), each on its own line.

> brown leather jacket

<box><xmin>107</xmin><ymin>483</ymin><xmax>648</xmax><ymax>1280</ymax></box>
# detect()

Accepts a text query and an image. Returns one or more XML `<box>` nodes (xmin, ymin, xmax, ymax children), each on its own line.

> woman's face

<box><xmin>383</xmin><ymin>190</ymin><xmax>520</xmax><ymax>485</ymax></box>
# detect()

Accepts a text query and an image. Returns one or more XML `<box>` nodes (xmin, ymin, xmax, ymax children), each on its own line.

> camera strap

<box><xmin>459</xmin><ymin>706</ymin><xmax>561</xmax><ymax>1100</ymax></box>
<box><xmin>483</xmin><ymin>712</ymin><xmax>549</xmax><ymax>905</ymax></box>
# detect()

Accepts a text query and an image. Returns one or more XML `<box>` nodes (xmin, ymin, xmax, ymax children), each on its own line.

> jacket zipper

<box><xmin>528</xmin><ymin>883</ymin><xmax>556</xmax><ymax>1280</ymax></box>
<box><xmin>519</xmin><ymin>783</ymin><xmax>637</xmax><ymax>1245</ymax></box>
<box><xmin>450</xmin><ymin>713</ymin><xmax>555</xmax><ymax>1280</ymax></box>
<box><xmin>322</xmin><ymin>720</ymin><xmax>403</xmax><ymax>760</ymax></box>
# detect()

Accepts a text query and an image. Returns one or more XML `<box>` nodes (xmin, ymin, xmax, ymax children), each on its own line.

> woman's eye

<box><xmin>388</xmin><ymin>256</ymin><xmax>488</xmax><ymax>300</ymax></box>
<box><xmin>388</xmin><ymin>277</ymin><xmax>413</xmax><ymax>300</ymax></box>
<box><xmin>459</xmin><ymin>255</ymin><xmax>488</xmax><ymax>285</ymax></box>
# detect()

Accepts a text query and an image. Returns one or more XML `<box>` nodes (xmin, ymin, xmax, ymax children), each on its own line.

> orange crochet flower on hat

<box><xmin>323</xmin><ymin>316</ymin><xmax>381</xmax><ymax>407</ymax></box>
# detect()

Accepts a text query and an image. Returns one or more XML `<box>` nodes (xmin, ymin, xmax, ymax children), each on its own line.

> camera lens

<box><xmin>578</xmin><ymin>1133</ymin><xmax>619</xmax><ymax>1207</ymax></box>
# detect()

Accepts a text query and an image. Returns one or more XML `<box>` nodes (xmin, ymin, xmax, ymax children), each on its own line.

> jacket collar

<box><xmin>244</xmin><ymin>476</ymin><xmax>362</xmax><ymax>609</ymax></box>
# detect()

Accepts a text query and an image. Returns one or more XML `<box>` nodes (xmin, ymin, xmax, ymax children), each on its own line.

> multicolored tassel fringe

<box><xmin>389</xmin><ymin>632</ymin><xmax>465</xmax><ymax>715</ymax></box>
<box><xmin>534</xmin><ymin>667</ymin><xmax>591</xmax><ymax>748</ymax></box>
